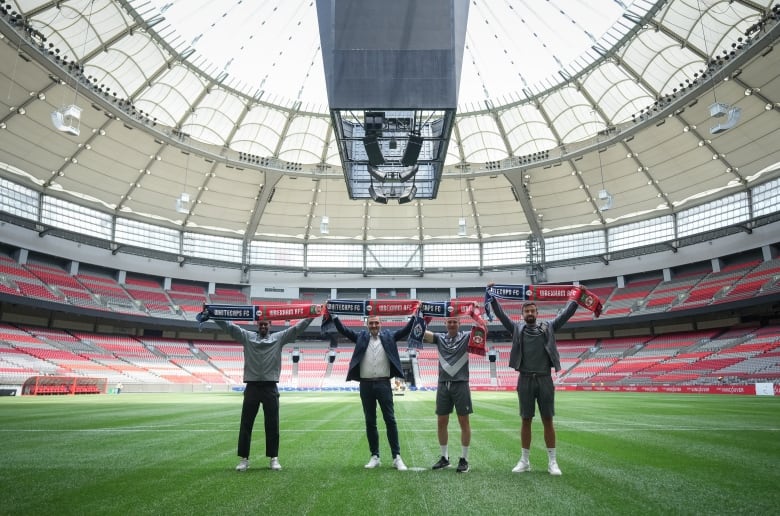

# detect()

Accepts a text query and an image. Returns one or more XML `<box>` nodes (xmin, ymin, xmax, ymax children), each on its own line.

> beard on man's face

<box><xmin>523</xmin><ymin>313</ymin><xmax>537</xmax><ymax>325</ymax></box>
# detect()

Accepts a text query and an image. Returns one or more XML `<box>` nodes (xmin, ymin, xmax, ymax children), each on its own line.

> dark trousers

<box><xmin>360</xmin><ymin>379</ymin><xmax>400</xmax><ymax>458</ymax></box>
<box><xmin>238</xmin><ymin>381</ymin><xmax>280</xmax><ymax>459</ymax></box>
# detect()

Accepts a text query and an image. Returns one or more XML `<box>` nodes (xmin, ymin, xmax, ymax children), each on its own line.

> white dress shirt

<box><xmin>359</xmin><ymin>334</ymin><xmax>391</xmax><ymax>379</ymax></box>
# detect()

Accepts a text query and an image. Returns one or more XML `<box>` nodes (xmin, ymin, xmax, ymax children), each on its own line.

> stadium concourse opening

<box><xmin>22</xmin><ymin>376</ymin><xmax>107</xmax><ymax>395</ymax></box>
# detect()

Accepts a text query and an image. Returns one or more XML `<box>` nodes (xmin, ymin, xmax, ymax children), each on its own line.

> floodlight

<box><xmin>320</xmin><ymin>215</ymin><xmax>330</xmax><ymax>235</ymax></box>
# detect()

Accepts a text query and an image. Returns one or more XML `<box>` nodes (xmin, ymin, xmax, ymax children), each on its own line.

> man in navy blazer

<box><xmin>333</xmin><ymin>314</ymin><xmax>415</xmax><ymax>471</ymax></box>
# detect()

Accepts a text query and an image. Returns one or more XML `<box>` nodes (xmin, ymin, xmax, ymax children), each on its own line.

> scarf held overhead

<box><xmin>323</xmin><ymin>299</ymin><xmax>487</xmax><ymax>356</ymax></box>
<box><xmin>484</xmin><ymin>284</ymin><xmax>603</xmax><ymax>319</ymax></box>
<box><xmin>197</xmin><ymin>299</ymin><xmax>489</xmax><ymax>356</ymax></box>
<box><xmin>198</xmin><ymin>303</ymin><xmax>322</xmax><ymax>323</ymax></box>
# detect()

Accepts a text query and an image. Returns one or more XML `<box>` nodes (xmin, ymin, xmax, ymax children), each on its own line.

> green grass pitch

<box><xmin>1</xmin><ymin>391</ymin><xmax>778</xmax><ymax>515</ymax></box>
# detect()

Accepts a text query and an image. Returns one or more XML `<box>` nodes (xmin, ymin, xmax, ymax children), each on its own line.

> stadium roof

<box><xmin>0</xmin><ymin>0</ymin><xmax>779</xmax><ymax>248</ymax></box>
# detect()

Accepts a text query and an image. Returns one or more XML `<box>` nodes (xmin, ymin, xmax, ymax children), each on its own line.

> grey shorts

<box><xmin>436</xmin><ymin>381</ymin><xmax>473</xmax><ymax>416</ymax></box>
<box><xmin>516</xmin><ymin>372</ymin><xmax>555</xmax><ymax>419</ymax></box>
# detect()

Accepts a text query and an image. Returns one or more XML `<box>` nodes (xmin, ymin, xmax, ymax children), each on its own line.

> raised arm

<box><xmin>214</xmin><ymin>319</ymin><xmax>251</xmax><ymax>343</ymax></box>
<box><xmin>274</xmin><ymin>317</ymin><xmax>315</xmax><ymax>345</ymax></box>
<box><xmin>333</xmin><ymin>316</ymin><xmax>359</xmax><ymax>343</ymax></box>
<box><xmin>489</xmin><ymin>297</ymin><xmax>516</xmax><ymax>334</ymax></box>
<box><xmin>198</xmin><ymin>307</ymin><xmax>252</xmax><ymax>343</ymax></box>
<box><xmin>393</xmin><ymin>316</ymin><xmax>416</xmax><ymax>342</ymax></box>
<box><xmin>550</xmin><ymin>289</ymin><xmax>582</xmax><ymax>331</ymax></box>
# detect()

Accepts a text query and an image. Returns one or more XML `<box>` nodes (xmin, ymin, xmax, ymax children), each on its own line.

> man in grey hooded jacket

<box><xmin>488</xmin><ymin>285</ymin><xmax>583</xmax><ymax>476</ymax></box>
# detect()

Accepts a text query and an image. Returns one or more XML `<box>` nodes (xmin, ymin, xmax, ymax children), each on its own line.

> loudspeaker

<box><xmin>398</xmin><ymin>184</ymin><xmax>417</xmax><ymax>204</ymax></box>
<box><xmin>327</xmin><ymin>351</ymin><xmax>336</xmax><ymax>363</ymax></box>
<box><xmin>51</xmin><ymin>105</ymin><xmax>81</xmax><ymax>136</ymax></box>
<box><xmin>364</xmin><ymin>111</ymin><xmax>384</xmax><ymax>135</ymax></box>
<box><xmin>363</xmin><ymin>135</ymin><xmax>385</xmax><ymax>166</ymax></box>
<box><xmin>369</xmin><ymin>184</ymin><xmax>388</xmax><ymax>204</ymax></box>
<box><xmin>292</xmin><ymin>352</ymin><xmax>300</xmax><ymax>363</ymax></box>
<box><xmin>710</xmin><ymin>106</ymin><xmax>742</xmax><ymax>134</ymax></box>
<box><xmin>487</xmin><ymin>350</ymin><xmax>497</xmax><ymax>363</ymax></box>
<box><xmin>398</xmin><ymin>164</ymin><xmax>419</xmax><ymax>182</ymax></box>
<box><xmin>401</xmin><ymin>134</ymin><xmax>423</xmax><ymax>167</ymax></box>
<box><xmin>368</xmin><ymin>165</ymin><xmax>387</xmax><ymax>181</ymax></box>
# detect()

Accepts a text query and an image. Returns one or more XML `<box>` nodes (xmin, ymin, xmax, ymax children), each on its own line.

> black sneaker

<box><xmin>432</xmin><ymin>456</ymin><xmax>450</xmax><ymax>470</ymax></box>
<box><xmin>456</xmin><ymin>457</ymin><xmax>469</xmax><ymax>473</ymax></box>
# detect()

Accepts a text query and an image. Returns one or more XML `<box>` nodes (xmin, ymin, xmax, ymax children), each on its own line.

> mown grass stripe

<box><xmin>1</xmin><ymin>391</ymin><xmax>778</xmax><ymax>515</ymax></box>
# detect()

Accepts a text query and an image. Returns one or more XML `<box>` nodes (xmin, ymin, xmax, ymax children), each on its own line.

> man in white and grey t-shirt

<box><xmin>423</xmin><ymin>317</ymin><xmax>473</xmax><ymax>473</ymax></box>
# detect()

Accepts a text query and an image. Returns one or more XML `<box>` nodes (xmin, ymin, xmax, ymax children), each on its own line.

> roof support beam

<box><xmin>504</xmin><ymin>174</ymin><xmax>542</xmax><ymax>236</ymax></box>
<box><xmin>243</xmin><ymin>170</ymin><xmax>284</xmax><ymax>251</ymax></box>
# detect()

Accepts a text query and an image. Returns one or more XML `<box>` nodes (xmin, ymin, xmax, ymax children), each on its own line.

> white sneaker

<box><xmin>392</xmin><ymin>456</ymin><xmax>408</xmax><ymax>471</ymax></box>
<box><xmin>548</xmin><ymin>461</ymin><xmax>562</xmax><ymax>476</ymax></box>
<box><xmin>236</xmin><ymin>458</ymin><xmax>249</xmax><ymax>472</ymax></box>
<box><xmin>512</xmin><ymin>459</ymin><xmax>531</xmax><ymax>473</ymax></box>
<box><xmin>364</xmin><ymin>455</ymin><xmax>381</xmax><ymax>469</ymax></box>
<box><xmin>270</xmin><ymin>457</ymin><xmax>282</xmax><ymax>471</ymax></box>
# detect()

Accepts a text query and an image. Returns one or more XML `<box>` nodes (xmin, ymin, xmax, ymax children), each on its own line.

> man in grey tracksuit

<box><xmin>209</xmin><ymin>313</ymin><xmax>314</xmax><ymax>472</ymax></box>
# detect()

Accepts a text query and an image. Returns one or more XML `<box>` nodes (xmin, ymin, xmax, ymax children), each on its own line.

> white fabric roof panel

<box><xmin>0</xmin><ymin>0</ymin><xmax>777</xmax><ymax>247</ymax></box>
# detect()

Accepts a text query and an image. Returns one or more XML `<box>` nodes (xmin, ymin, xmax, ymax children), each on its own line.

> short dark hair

<box><xmin>521</xmin><ymin>301</ymin><xmax>537</xmax><ymax>310</ymax></box>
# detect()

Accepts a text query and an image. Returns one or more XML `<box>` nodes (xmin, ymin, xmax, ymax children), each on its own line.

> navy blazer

<box><xmin>333</xmin><ymin>317</ymin><xmax>415</xmax><ymax>381</ymax></box>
